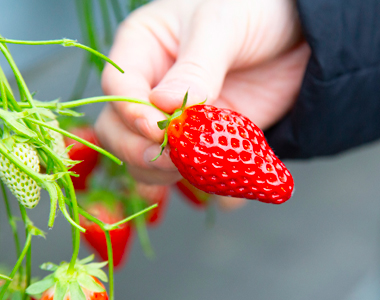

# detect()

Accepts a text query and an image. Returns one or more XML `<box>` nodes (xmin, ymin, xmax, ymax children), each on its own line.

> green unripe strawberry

<box><xmin>47</xmin><ymin>119</ymin><xmax>68</xmax><ymax>158</ymax></box>
<box><xmin>0</xmin><ymin>143</ymin><xmax>41</xmax><ymax>208</ymax></box>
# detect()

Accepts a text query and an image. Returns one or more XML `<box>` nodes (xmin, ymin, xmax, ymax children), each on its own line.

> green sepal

<box><xmin>68</xmin><ymin>281</ymin><xmax>86</xmax><ymax>300</ymax></box>
<box><xmin>157</xmin><ymin>119</ymin><xmax>169</xmax><ymax>130</ymax></box>
<box><xmin>181</xmin><ymin>90</ymin><xmax>188</xmax><ymax>109</ymax></box>
<box><xmin>85</xmin><ymin>261</ymin><xmax>109</xmax><ymax>270</ymax></box>
<box><xmin>53</xmin><ymin>281</ymin><xmax>69</xmax><ymax>300</ymax></box>
<box><xmin>16</xmin><ymin>107</ymin><xmax>56</xmax><ymax>121</ymax></box>
<box><xmin>61</xmin><ymin>158</ymin><xmax>82</xmax><ymax>169</ymax></box>
<box><xmin>41</xmin><ymin>172</ymin><xmax>71</xmax><ymax>183</ymax></box>
<box><xmin>0</xmin><ymin>109</ymin><xmax>37</xmax><ymax>138</ymax></box>
<box><xmin>25</xmin><ymin>276</ymin><xmax>55</xmax><ymax>295</ymax></box>
<box><xmin>12</xmin><ymin>135</ymin><xmax>32</xmax><ymax>144</ymax></box>
<box><xmin>150</xmin><ymin>131</ymin><xmax>168</xmax><ymax>162</ymax></box>
<box><xmin>77</xmin><ymin>273</ymin><xmax>105</xmax><ymax>293</ymax></box>
<box><xmin>1</xmin><ymin>136</ymin><xmax>15</xmax><ymax>150</ymax></box>
<box><xmin>84</xmin><ymin>268</ymin><xmax>108</xmax><ymax>283</ymax></box>
<box><xmin>56</xmin><ymin>109</ymin><xmax>84</xmax><ymax>117</ymax></box>
<box><xmin>153</xmin><ymin>91</ymin><xmax>189</xmax><ymax>161</ymax></box>
<box><xmin>77</xmin><ymin>254</ymin><xmax>95</xmax><ymax>265</ymax></box>
<box><xmin>40</xmin><ymin>262</ymin><xmax>59</xmax><ymax>271</ymax></box>
<box><xmin>27</xmin><ymin>225</ymin><xmax>46</xmax><ymax>238</ymax></box>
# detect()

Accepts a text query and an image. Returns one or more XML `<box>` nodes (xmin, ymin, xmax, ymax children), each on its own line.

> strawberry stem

<box><xmin>104</xmin><ymin>231</ymin><xmax>115</xmax><ymax>300</ymax></box>
<box><xmin>151</xmin><ymin>91</ymin><xmax>190</xmax><ymax>161</ymax></box>
<box><xmin>27</xmin><ymin>118</ymin><xmax>122</xmax><ymax>165</ymax></box>
<box><xmin>0</xmin><ymin>37</ymin><xmax>123</xmax><ymax>74</ymax></box>
<box><xmin>9</xmin><ymin>96</ymin><xmax>171</xmax><ymax>118</ymax></box>
<box><xmin>0</xmin><ymin>233</ymin><xmax>32</xmax><ymax>300</ymax></box>
<box><xmin>1</xmin><ymin>181</ymin><xmax>23</xmax><ymax>281</ymax></box>
<box><xmin>19</xmin><ymin>205</ymin><xmax>33</xmax><ymax>300</ymax></box>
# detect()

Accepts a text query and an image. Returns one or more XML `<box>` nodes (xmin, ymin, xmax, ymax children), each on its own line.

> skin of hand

<box><xmin>96</xmin><ymin>0</ymin><xmax>311</xmax><ymax>209</ymax></box>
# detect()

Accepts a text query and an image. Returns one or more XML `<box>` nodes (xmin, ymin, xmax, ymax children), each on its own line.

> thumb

<box><xmin>149</xmin><ymin>3</ymin><xmax>238</xmax><ymax>112</ymax></box>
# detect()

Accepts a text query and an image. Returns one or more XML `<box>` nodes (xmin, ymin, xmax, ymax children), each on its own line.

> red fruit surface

<box><xmin>79</xmin><ymin>203</ymin><xmax>134</xmax><ymax>269</ymax></box>
<box><xmin>40</xmin><ymin>277</ymin><xmax>108</xmax><ymax>300</ymax></box>
<box><xmin>167</xmin><ymin>105</ymin><xmax>294</xmax><ymax>204</ymax></box>
<box><xmin>65</xmin><ymin>126</ymin><xmax>100</xmax><ymax>191</ymax></box>
<box><xmin>136</xmin><ymin>184</ymin><xmax>170</xmax><ymax>226</ymax></box>
<box><xmin>175</xmin><ymin>178</ymin><xmax>210</xmax><ymax>209</ymax></box>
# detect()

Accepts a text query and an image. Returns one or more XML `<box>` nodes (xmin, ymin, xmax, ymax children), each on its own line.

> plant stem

<box><xmin>38</xmin><ymin>145</ymin><xmax>82</xmax><ymax>274</ymax></box>
<box><xmin>0</xmin><ymin>37</ymin><xmax>123</xmax><ymax>73</ymax></box>
<box><xmin>0</xmin><ymin>42</ymin><xmax>48</xmax><ymax>144</ymax></box>
<box><xmin>28</xmin><ymin>118</ymin><xmax>122</xmax><ymax>165</ymax></box>
<box><xmin>130</xmin><ymin>195</ymin><xmax>155</xmax><ymax>259</ymax></box>
<box><xmin>105</xmin><ymin>204</ymin><xmax>157</xmax><ymax>229</ymax></box>
<box><xmin>0</xmin><ymin>233</ymin><xmax>32</xmax><ymax>300</ymax></box>
<box><xmin>56</xmin><ymin>184</ymin><xmax>85</xmax><ymax>232</ymax></box>
<box><xmin>13</xmin><ymin>96</ymin><xmax>171</xmax><ymax>118</ymax></box>
<box><xmin>104</xmin><ymin>231</ymin><xmax>114</xmax><ymax>300</ymax></box>
<box><xmin>19</xmin><ymin>205</ymin><xmax>32</xmax><ymax>298</ymax></box>
<box><xmin>1</xmin><ymin>181</ymin><xmax>23</xmax><ymax>281</ymax></box>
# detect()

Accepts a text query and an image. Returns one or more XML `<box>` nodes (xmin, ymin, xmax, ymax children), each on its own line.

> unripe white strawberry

<box><xmin>0</xmin><ymin>143</ymin><xmax>41</xmax><ymax>208</ymax></box>
<box><xmin>47</xmin><ymin>119</ymin><xmax>68</xmax><ymax>158</ymax></box>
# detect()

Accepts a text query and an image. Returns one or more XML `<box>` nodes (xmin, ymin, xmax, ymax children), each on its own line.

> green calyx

<box><xmin>26</xmin><ymin>255</ymin><xmax>108</xmax><ymax>300</ymax></box>
<box><xmin>152</xmin><ymin>91</ymin><xmax>189</xmax><ymax>162</ymax></box>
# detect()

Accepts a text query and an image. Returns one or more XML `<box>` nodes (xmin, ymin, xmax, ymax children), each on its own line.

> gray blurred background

<box><xmin>1</xmin><ymin>1</ymin><xmax>380</xmax><ymax>299</ymax></box>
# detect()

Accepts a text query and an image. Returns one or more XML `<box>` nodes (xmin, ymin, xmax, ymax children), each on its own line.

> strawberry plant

<box><xmin>0</xmin><ymin>5</ymin><xmax>296</xmax><ymax>296</ymax></box>
<box><xmin>0</xmin><ymin>36</ymin><xmax>162</xmax><ymax>300</ymax></box>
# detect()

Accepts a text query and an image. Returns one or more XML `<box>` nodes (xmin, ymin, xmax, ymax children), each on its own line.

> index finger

<box><xmin>101</xmin><ymin>5</ymin><xmax>177</xmax><ymax>143</ymax></box>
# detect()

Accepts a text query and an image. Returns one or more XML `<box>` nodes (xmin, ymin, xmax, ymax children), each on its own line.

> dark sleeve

<box><xmin>264</xmin><ymin>0</ymin><xmax>380</xmax><ymax>159</ymax></box>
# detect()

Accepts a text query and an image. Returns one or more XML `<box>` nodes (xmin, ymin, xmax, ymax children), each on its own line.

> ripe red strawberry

<box><xmin>79</xmin><ymin>193</ymin><xmax>134</xmax><ymax>269</ymax></box>
<box><xmin>65</xmin><ymin>126</ymin><xmax>100</xmax><ymax>191</ymax></box>
<box><xmin>39</xmin><ymin>276</ymin><xmax>108</xmax><ymax>300</ymax></box>
<box><xmin>26</xmin><ymin>257</ymin><xmax>108</xmax><ymax>300</ymax></box>
<box><xmin>175</xmin><ymin>178</ymin><xmax>210</xmax><ymax>209</ymax></box>
<box><xmin>160</xmin><ymin>100</ymin><xmax>294</xmax><ymax>204</ymax></box>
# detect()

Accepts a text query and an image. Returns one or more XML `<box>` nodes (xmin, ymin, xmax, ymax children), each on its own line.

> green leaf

<box><xmin>26</xmin><ymin>277</ymin><xmax>55</xmax><ymax>294</ymax></box>
<box><xmin>77</xmin><ymin>274</ymin><xmax>105</xmax><ymax>293</ymax></box>
<box><xmin>53</xmin><ymin>281</ymin><xmax>69</xmax><ymax>300</ymax></box>
<box><xmin>68</xmin><ymin>281</ymin><xmax>86</xmax><ymax>300</ymax></box>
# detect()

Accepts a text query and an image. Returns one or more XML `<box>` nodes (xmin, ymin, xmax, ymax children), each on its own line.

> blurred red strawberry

<box><xmin>136</xmin><ymin>183</ymin><xmax>170</xmax><ymax>226</ymax></box>
<box><xmin>79</xmin><ymin>191</ymin><xmax>134</xmax><ymax>269</ymax></box>
<box><xmin>175</xmin><ymin>178</ymin><xmax>211</xmax><ymax>209</ymax></box>
<box><xmin>65</xmin><ymin>126</ymin><xmax>100</xmax><ymax>191</ymax></box>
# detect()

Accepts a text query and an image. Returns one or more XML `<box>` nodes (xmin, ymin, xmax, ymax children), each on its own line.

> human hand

<box><xmin>96</xmin><ymin>0</ymin><xmax>310</xmax><ymax>208</ymax></box>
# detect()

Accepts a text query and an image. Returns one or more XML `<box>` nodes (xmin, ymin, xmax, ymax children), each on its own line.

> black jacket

<box><xmin>265</xmin><ymin>0</ymin><xmax>380</xmax><ymax>159</ymax></box>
